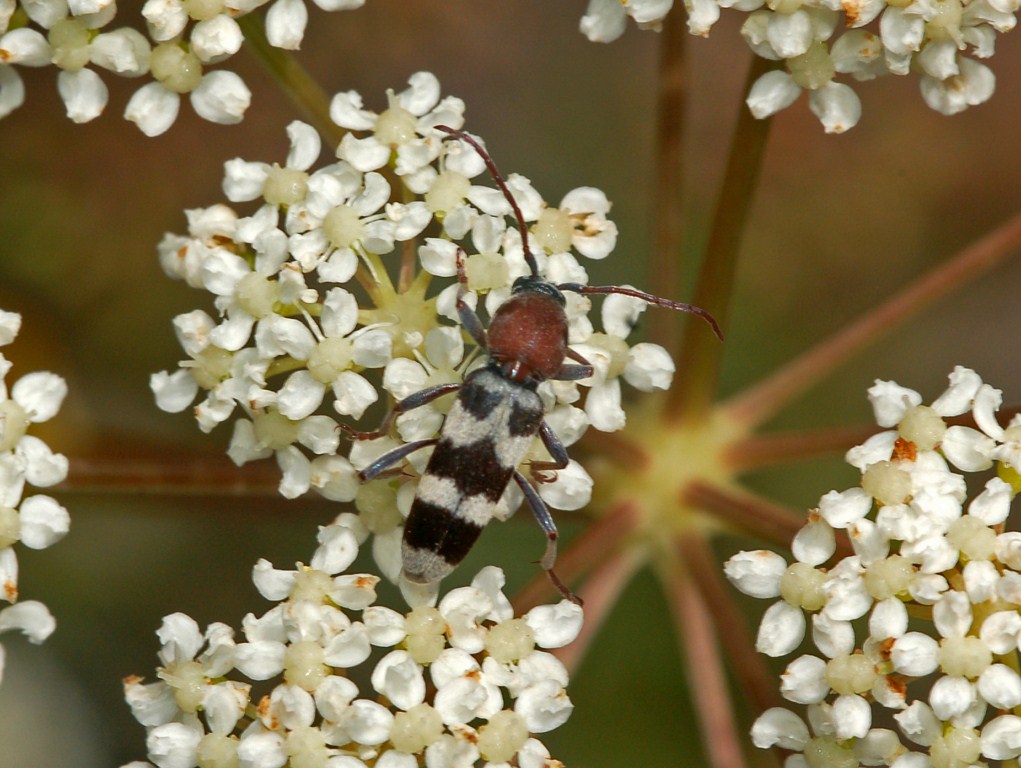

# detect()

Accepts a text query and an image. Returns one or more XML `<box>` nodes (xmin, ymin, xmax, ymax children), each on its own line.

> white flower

<box><xmin>264</xmin><ymin>0</ymin><xmax>364</xmax><ymax>50</ymax></box>
<box><xmin>124</xmin><ymin>613</ymin><xmax>245</xmax><ymax>732</ymax></box>
<box><xmin>114</xmin><ymin>0</ymin><xmax>361</xmax><ymax>133</ymax></box>
<box><xmin>741</xmin><ymin>367</ymin><xmax>1021</xmax><ymax>765</ymax></box>
<box><xmin>781</xmin><ymin>655</ymin><xmax>829</xmax><ymax>704</ymax></box>
<box><xmin>750</xmin><ymin>706</ymin><xmax>810</xmax><ymax>750</ymax></box>
<box><xmin>0</xmin><ymin>600</ymin><xmax>55</xmax><ymax>644</ymax></box>
<box><xmin>745</xmin><ymin>44</ymin><xmax>863</xmax><ymax>133</ymax></box>
<box><xmin>155</xmin><ymin>77</ymin><xmax>692</xmax><ymax>594</ymax></box>
<box><xmin>579</xmin><ymin>0</ymin><xmax>630</xmax><ymax>42</ymax></box>
<box><xmin>920</xmin><ymin>56</ymin><xmax>996</xmax><ymax>115</ymax></box>
<box><xmin>124</xmin><ymin>45</ymin><xmax>250</xmax><ymax>136</ymax></box>
<box><xmin>558</xmin><ymin>187</ymin><xmax>618</xmax><ymax>260</ymax></box>
<box><xmin>126</xmin><ymin>519</ymin><xmax>580</xmax><ymax>766</ymax></box>
<box><xmin>576</xmin><ymin>0</ymin><xmax>1014</xmax><ymax>128</ymax></box>
<box><xmin>756</xmin><ymin>600</ymin><xmax>807</xmax><ymax>657</ymax></box>
<box><xmin>0</xmin><ymin>311</ymin><xmax>68</xmax><ymax>685</ymax></box>
<box><xmin>982</xmin><ymin>714</ymin><xmax>1021</xmax><ymax>760</ymax></box>
<box><xmin>724</xmin><ymin>549</ymin><xmax>787</xmax><ymax>598</ymax></box>
<box><xmin>0</xmin><ymin>1</ymin><xmax>144</xmax><ymax>123</ymax></box>
<box><xmin>332</xmin><ymin>72</ymin><xmax>465</xmax><ymax>175</ymax></box>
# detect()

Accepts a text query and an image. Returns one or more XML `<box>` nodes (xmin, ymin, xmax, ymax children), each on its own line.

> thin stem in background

<box><xmin>668</xmin><ymin>538</ymin><xmax>749</xmax><ymax>768</ymax></box>
<box><xmin>648</xmin><ymin>9</ymin><xmax>689</xmax><ymax>351</ymax></box>
<box><xmin>726</xmin><ymin>424</ymin><xmax>877</xmax><ymax>472</ymax></box>
<box><xmin>552</xmin><ymin>548</ymin><xmax>639</xmax><ymax>674</ymax></box>
<box><xmin>64</xmin><ymin>455</ymin><xmax>284</xmax><ymax>497</ymax></box>
<box><xmin>575</xmin><ymin>429</ymin><xmax>651</xmax><ymax>471</ymax></box>
<box><xmin>238</xmin><ymin>14</ymin><xmax>341</xmax><ymax>145</ymax></box>
<box><xmin>398</xmin><ymin>239</ymin><xmax>418</xmax><ymax>293</ymax></box>
<box><xmin>682</xmin><ymin>480</ymin><xmax>850</xmax><ymax>555</ymax></box>
<box><xmin>723</xmin><ymin>210</ymin><xmax>1021</xmax><ymax>430</ymax></box>
<box><xmin>667</xmin><ymin>55</ymin><xmax>774</xmax><ymax>425</ymax></box>
<box><xmin>675</xmin><ymin>533</ymin><xmax>781</xmax><ymax>716</ymax></box>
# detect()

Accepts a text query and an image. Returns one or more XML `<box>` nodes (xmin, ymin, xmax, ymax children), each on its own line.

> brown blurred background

<box><xmin>2</xmin><ymin>1</ymin><xmax>1021</xmax><ymax>765</ymax></box>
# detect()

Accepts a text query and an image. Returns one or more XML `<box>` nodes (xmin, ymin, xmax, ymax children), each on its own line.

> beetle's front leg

<box><xmin>341</xmin><ymin>383</ymin><xmax>462</xmax><ymax>442</ymax></box>
<box><xmin>358</xmin><ymin>438</ymin><xmax>439</xmax><ymax>482</ymax></box>
<box><xmin>529</xmin><ymin>420</ymin><xmax>570</xmax><ymax>484</ymax></box>
<box><xmin>554</xmin><ymin>349</ymin><xmax>593</xmax><ymax>381</ymax></box>
<box><xmin>455</xmin><ymin>249</ymin><xmax>488</xmax><ymax>350</ymax></box>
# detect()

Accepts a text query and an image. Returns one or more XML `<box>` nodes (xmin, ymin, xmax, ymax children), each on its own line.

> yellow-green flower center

<box><xmin>150</xmin><ymin>42</ymin><xmax>203</xmax><ymax>93</ymax></box>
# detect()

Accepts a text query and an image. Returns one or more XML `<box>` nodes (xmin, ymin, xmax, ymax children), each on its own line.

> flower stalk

<box><xmin>649</xmin><ymin>8</ymin><xmax>691</xmax><ymax>353</ymax></box>
<box><xmin>238</xmin><ymin>14</ymin><xmax>341</xmax><ymax>144</ymax></box>
<box><xmin>724</xmin><ymin>209</ymin><xmax>1021</xmax><ymax>430</ymax></box>
<box><xmin>669</xmin><ymin>539</ymin><xmax>749</xmax><ymax>768</ymax></box>
<box><xmin>668</xmin><ymin>54</ymin><xmax>774</xmax><ymax>425</ymax></box>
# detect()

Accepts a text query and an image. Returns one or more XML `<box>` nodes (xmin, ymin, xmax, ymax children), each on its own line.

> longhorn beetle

<box><xmin>349</xmin><ymin>126</ymin><xmax>722</xmax><ymax>604</ymax></box>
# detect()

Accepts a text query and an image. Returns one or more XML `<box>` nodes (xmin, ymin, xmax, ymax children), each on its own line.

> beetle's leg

<box><xmin>554</xmin><ymin>349</ymin><xmax>593</xmax><ymax>381</ymax></box>
<box><xmin>455</xmin><ymin>250</ymin><xmax>488</xmax><ymax>350</ymax></box>
<box><xmin>528</xmin><ymin>420</ymin><xmax>570</xmax><ymax>484</ymax></box>
<box><xmin>358</xmin><ymin>439</ymin><xmax>439</xmax><ymax>481</ymax></box>
<box><xmin>512</xmin><ymin>470</ymin><xmax>581</xmax><ymax>606</ymax></box>
<box><xmin>553</xmin><ymin>364</ymin><xmax>593</xmax><ymax>381</ymax></box>
<box><xmin>342</xmin><ymin>383</ymin><xmax>462</xmax><ymax>441</ymax></box>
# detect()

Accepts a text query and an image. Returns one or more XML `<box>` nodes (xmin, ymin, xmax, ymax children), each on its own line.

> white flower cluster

<box><xmin>0</xmin><ymin>310</ymin><xmax>70</xmax><ymax>685</ymax></box>
<box><xmin>726</xmin><ymin>366</ymin><xmax>1021</xmax><ymax>766</ymax></box>
<box><xmin>151</xmin><ymin>72</ymin><xmax>681</xmax><ymax>584</ymax></box>
<box><xmin>0</xmin><ymin>0</ymin><xmax>364</xmax><ymax>134</ymax></box>
<box><xmin>580</xmin><ymin>0</ymin><xmax>1017</xmax><ymax>132</ymax></box>
<box><xmin>122</xmin><ymin>513</ymin><xmax>582</xmax><ymax>768</ymax></box>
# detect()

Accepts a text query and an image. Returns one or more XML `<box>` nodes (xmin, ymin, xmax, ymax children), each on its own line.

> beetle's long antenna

<box><xmin>557</xmin><ymin>282</ymin><xmax>724</xmax><ymax>340</ymax></box>
<box><xmin>434</xmin><ymin>125</ymin><xmax>539</xmax><ymax>277</ymax></box>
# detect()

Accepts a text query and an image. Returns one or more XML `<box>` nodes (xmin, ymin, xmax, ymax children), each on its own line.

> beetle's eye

<box><xmin>511</xmin><ymin>276</ymin><xmax>531</xmax><ymax>293</ymax></box>
<box><xmin>509</xmin><ymin>275</ymin><xmax>566</xmax><ymax>305</ymax></box>
<box><xmin>534</xmin><ymin>281</ymin><xmax>566</xmax><ymax>306</ymax></box>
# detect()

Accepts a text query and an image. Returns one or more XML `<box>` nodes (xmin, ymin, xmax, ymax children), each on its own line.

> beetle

<box><xmin>348</xmin><ymin>126</ymin><xmax>722</xmax><ymax>603</ymax></box>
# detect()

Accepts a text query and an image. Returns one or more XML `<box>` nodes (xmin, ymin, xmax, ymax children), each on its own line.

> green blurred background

<box><xmin>2</xmin><ymin>1</ymin><xmax>1021</xmax><ymax>765</ymax></box>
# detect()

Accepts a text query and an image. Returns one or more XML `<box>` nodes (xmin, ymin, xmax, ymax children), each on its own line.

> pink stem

<box><xmin>553</xmin><ymin>548</ymin><xmax>640</xmax><ymax>674</ymax></box>
<box><xmin>668</xmin><ymin>537</ymin><xmax>749</xmax><ymax>768</ymax></box>
<box><xmin>64</xmin><ymin>454</ymin><xmax>283</xmax><ymax>497</ymax></box>
<box><xmin>648</xmin><ymin>9</ymin><xmax>690</xmax><ymax>351</ymax></box>
<box><xmin>723</xmin><ymin>210</ymin><xmax>1021</xmax><ymax>429</ymax></box>
<box><xmin>666</xmin><ymin>56</ymin><xmax>774</xmax><ymax>425</ymax></box>
<box><xmin>682</xmin><ymin>480</ymin><xmax>810</xmax><ymax>552</ymax></box>
<box><xmin>725</xmin><ymin>424</ymin><xmax>877</xmax><ymax>472</ymax></box>
<box><xmin>676</xmin><ymin>533</ymin><xmax>781</xmax><ymax>715</ymax></box>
